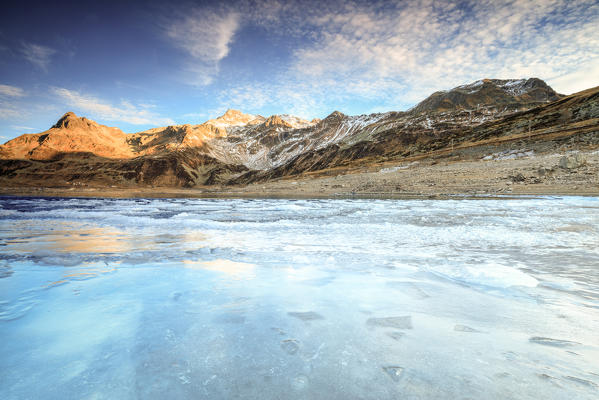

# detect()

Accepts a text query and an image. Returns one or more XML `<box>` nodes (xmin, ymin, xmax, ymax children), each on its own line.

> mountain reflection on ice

<box><xmin>0</xmin><ymin>196</ymin><xmax>598</xmax><ymax>399</ymax></box>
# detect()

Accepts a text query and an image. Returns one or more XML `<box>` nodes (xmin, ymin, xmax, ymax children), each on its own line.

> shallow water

<box><xmin>0</xmin><ymin>196</ymin><xmax>598</xmax><ymax>399</ymax></box>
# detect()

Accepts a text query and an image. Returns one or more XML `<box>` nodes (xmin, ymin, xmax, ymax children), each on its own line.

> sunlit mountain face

<box><xmin>1</xmin><ymin>0</ymin><xmax>598</xmax><ymax>142</ymax></box>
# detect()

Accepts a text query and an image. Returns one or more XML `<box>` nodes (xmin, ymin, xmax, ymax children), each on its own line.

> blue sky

<box><xmin>1</xmin><ymin>0</ymin><xmax>598</xmax><ymax>140</ymax></box>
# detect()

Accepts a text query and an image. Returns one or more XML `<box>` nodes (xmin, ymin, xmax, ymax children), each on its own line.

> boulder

<box><xmin>537</xmin><ymin>166</ymin><xmax>553</xmax><ymax>176</ymax></box>
<box><xmin>558</xmin><ymin>154</ymin><xmax>586</xmax><ymax>170</ymax></box>
<box><xmin>510</xmin><ymin>172</ymin><xmax>526</xmax><ymax>183</ymax></box>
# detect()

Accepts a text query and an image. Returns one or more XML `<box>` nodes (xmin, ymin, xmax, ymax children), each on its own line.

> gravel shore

<box><xmin>2</xmin><ymin>150</ymin><xmax>597</xmax><ymax>199</ymax></box>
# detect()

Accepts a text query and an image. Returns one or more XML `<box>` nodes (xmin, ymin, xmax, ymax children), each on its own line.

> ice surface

<box><xmin>0</xmin><ymin>195</ymin><xmax>598</xmax><ymax>399</ymax></box>
<box><xmin>367</xmin><ymin>316</ymin><xmax>413</xmax><ymax>329</ymax></box>
<box><xmin>454</xmin><ymin>324</ymin><xmax>480</xmax><ymax>333</ymax></box>
<box><xmin>427</xmin><ymin>262</ymin><xmax>539</xmax><ymax>289</ymax></box>
<box><xmin>287</xmin><ymin>311</ymin><xmax>325</xmax><ymax>321</ymax></box>
<box><xmin>529</xmin><ymin>337</ymin><xmax>580</xmax><ymax>347</ymax></box>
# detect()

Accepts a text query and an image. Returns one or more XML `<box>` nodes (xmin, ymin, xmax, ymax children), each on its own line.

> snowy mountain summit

<box><xmin>411</xmin><ymin>78</ymin><xmax>562</xmax><ymax>113</ymax></box>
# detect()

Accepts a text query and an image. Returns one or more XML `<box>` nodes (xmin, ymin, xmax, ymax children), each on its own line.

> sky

<box><xmin>0</xmin><ymin>0</ymin><xmax>598</xmax><ymax>140</ymax></box>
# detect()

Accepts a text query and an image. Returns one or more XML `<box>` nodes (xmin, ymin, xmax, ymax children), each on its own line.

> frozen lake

<box><xmin>1</xmin><ymin>196</ymin><xmax>598</xmax><ymax>399</ymax></box>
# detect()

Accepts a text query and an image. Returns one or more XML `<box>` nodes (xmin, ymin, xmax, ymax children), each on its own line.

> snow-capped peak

<box><xmin>205</xmin><ymin>109</ymin><xmax>258</xmax><ymax>129</ymax></box>
<box><xmin>453</xmin><ymin>78</ymin><xmax>540</xmax><ymax>96</ymax></box>
<box><xmin>274</xmin><ymin>114</ymin><xmax>313</xmax><ymax>128</ymax></box>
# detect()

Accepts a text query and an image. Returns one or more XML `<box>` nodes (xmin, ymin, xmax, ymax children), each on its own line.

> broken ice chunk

<box><xmin>271</xmin><ymin>327</ymin><xmax>286</xmax><ymax>336</ymax></box>
<box><xmin>529</xmin><ymin>337</ymin><xmax>580</xmax><ymax>347</ymax></box>
<box><xmin>563</xmin><ymin>376</ymin><xmax>598</xmax><ymax>388</ymax></box>
<box><xmin>382</xmin><ymin>366</ymin><xmax>404</xmax><ymax>382</ymax></box>
<box><xmin>367</xmin><ymin>316</ymin><xmax>412</xmax><ymax>329</ymax></box>
<box><xmin>288</xmin><ymin>311</ymin><xmax>324</xmax><ymax>321</ymax></box>
<box><xmin>386</xmin><ymin>281</ymin><xmax>430</xmax><ymax>299</ymax></box>
<box><xmin>454</xmin><ymin>324</ymin><xmax>480</xmax><ymax>333</ymax></box>
<box><xmin>291</xmin><ymin>374</ymin><xmax>308</xmax><ymax>390</ymax></box>
<box><xmin>386</xmin><ymin>331</ymin><xmax>405</xmax><ymax>341</ymax></box>
<box><xmin>281</xmin><ymin>339</ymin><xmax>300</xmax><ymax>355</ymax></box>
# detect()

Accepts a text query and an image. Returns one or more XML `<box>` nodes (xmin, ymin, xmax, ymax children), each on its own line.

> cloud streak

<box><xmin>21</xmin><ymin>42</ymin><xmax>56</xmax><ymax>71</ymax></box>
<box><xmin>0</xmin><ymin>84</ymin><xmax>26</xmax><ymax>120</ymax></box>
<box><xmin>0</xmin><ymin>106</ymin><xmax>21</xmax><ymax>120</ymax></box>
<box><xmin>0</xmin><ymin>84</ymin><xmax>25</xmax><ymax>98</ymax></box>
<box><xmin>52</xmin><ymin>88</ymin><xmax>176</xmax><ymax>126</ymax></box>
<box><xmin>165</xmin><ymin>7</ymin><xmax>241</xmax><ymax>86</ymax></box>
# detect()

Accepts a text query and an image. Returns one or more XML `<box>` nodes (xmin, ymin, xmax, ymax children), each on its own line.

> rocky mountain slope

<box><xmin>410</xmin><ymin>78</ymin><xmax>562</xmax><ymax>114</ymax></box>
<box><xmin>1</xmin><ymin>78</ymin><xmax>596</xmax><ymax>189</ymax></box>
<box><xmin>0</xmin><ymin>112</ymin><xmax>132</xmax><ymax>160</ymax></box>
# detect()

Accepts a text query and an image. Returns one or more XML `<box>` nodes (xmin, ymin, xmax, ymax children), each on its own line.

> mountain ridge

<box><xmin>410</xmin><ymin>78</ymin><xmax>562</xmax><ymax>114</ymax></box>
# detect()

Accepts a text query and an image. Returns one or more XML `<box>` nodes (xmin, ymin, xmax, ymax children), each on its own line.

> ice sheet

<box><xmin>0</xmin><ymin>195</ymin><xmax>598</xmax><ymax>399</ymax></box>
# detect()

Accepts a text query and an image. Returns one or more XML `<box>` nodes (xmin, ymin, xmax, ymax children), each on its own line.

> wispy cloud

<box><xmin>289</xmin><ymin>0</ymin><xmax>598</xmax><ymax>104</ymax></box>
<box><xmin>165</xmin><ymin>7</ymin><xmax>240</xmax><ymax>86</ymax></box>
<box><xmin>0</xmin><ymin>106</ymin><xmax>21</xmax><ymax>119</ymax></box>
<box><xmin>11</xmin><ymin>125</ymin><xmax>36</xmax><ymax>131</ymax></box>
<box><xmin>218</xmin><ymin>81</ymin><xmax>330</xmax><ymax>120</ymax></box>
<box><xmin>52</xmin><ymin>87</ymin><xmax>176</xmax><ymax>126</ymax></box>
<box><xmin>0</xmin><ymin>84</ymin><xmax>25</xmax><ymax>98</ymax></box>
<box><xmin>21</xmin><ymin>42</ymin><xmax>56</xmax><ymax>71</ymax></box>
<box><xmin>0</xmin><ymin>84</ymin><xmax>26</xmax><ymax>119</ymax></box>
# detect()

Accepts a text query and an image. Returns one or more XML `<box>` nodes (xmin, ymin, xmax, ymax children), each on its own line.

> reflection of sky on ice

<box><xmin>0</xmin><ymin>196</ymin><xmax>598</xmax><ymax>399</ymax></box>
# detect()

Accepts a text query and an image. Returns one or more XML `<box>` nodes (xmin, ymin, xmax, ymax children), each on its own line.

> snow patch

<box><xmin>380</xmin><ymin>162</ymin><xmax>419</xmax><ymax>173</ymax></box>
<box><xmin>483</xmin><ymin>149</ymin><xmax>534</xmax><ymax>161</ymax></box>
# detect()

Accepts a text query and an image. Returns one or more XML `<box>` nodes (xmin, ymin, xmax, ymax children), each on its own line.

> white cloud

<box><xmin>547</xmin><ymin>58</ymin><xmax>599</xmax><ymax>94</ymax></box>
<box><xmin>166</xmin><ymin>8</ymin><xmax>240</xmax><ymax>86</ymax></box>
<box><xmin>11</xmin><ymin>125</ymin><xmax>36</xmax><ymax>131</ymax></box>
<box><xmin>21</xmin><ymin>42</ymin><xmax>56</xmax><ymax>71</ymax></box>
<box><xmin>167</xmin><ymin>11</ymin><xmax>239</xmax><ymax>62</ymax></box>
<box><xmin>289</xmin><ymin>1</ymin><xmax>598</xmax><ymax>103</ymax></box>
<box><xmin>0</xmin><ymin>84</ymin><xmax>26</xmax><ymax>120</ymax></box>
<box><xmin>52</xmin><ymin>87</ymin><xmax>176</xmax><ymax>126</ymax></box>
<box><xmin>215</xmin><ymin>0</ymin><xmax>599</xmax><ymax>115</ymax></box>
<box><xmin>0</xmin><ymin>106</ymin><xmax>21</xmax><ymax>119</ymax></box>
<box><xmin>0</xmin><ymin>84</ymin><xmax>25</xmax><ymax>98</ymax></box>
<box><xmin>142</xmin><ymin>0</ymin><xmax>599</xmax><ymax>116</ymax></box>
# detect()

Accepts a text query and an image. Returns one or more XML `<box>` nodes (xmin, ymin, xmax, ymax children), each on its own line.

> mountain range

<box><xmin>1</xmin><ymin>78</ymin><xmax>597</xmax><ymax>189</ymax></box>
